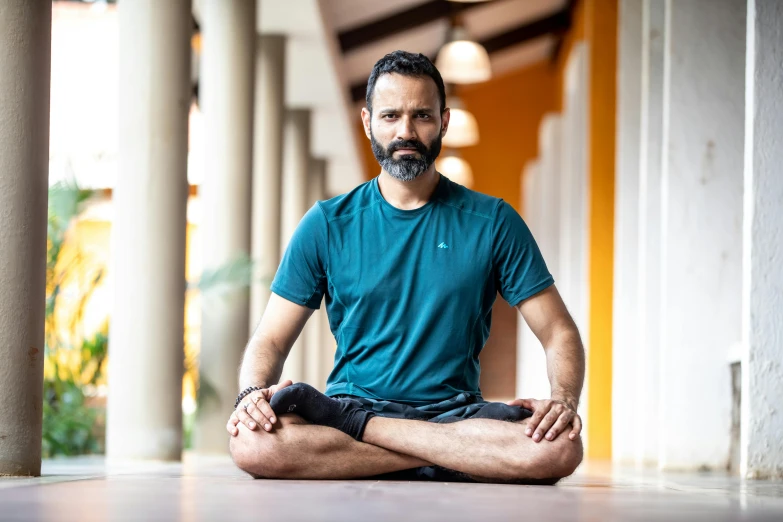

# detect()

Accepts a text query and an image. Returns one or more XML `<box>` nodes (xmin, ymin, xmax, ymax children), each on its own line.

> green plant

<box><xmin>42</xmin><ymin>181</ymin><xmax>272</xmax><ymax>454</ymax></box>
<box><xmin>182</xmin><ymin>253</ymin><xmax>270</xmax><ymax>449</ymax></box>
<box><xmin>42</xmin><ymin>181</ymin><xmax>107</xmax><ymax>458</ymax></box>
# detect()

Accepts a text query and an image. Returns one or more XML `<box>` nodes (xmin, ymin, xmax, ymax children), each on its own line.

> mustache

<box><xmin>387</xmin><ymin>140</ymin><xmax>428</xmax><ymax>155</ymax></box>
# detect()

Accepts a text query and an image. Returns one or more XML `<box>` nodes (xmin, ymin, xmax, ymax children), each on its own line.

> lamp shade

<box><xmin>443</xmin><ymin>106</ymin><xmax>479</xmax><ymax>147</ymax></box>
<box><xmin>436</xmin><ymin>155</ymin><xmax>474</xmax><ymax>188</ymax></box>
<box><xmin>435</xmin><ymin>40</ymin><xmax>492</xmax><ymax>84</ymax></box>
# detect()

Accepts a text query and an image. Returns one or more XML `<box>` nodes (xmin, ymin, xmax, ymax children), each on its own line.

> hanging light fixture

<box><xmin>436</xmin><ymin>152</ymin><xmax>474</xmax><ymax>188</ymax></box>
<box><xmin>436</xmin><ymin>26</ymin><xmax>491</xmax><ymax>84</ymax></box>
<box><xmin>443</xmin><ymin>96</ymin><xmax>479</xmax><ymax>147</ymax></box>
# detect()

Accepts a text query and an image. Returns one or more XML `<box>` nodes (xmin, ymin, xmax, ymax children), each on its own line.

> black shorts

<box><xmin>331</xmin><ymin>392</ymin><xmax>533</xmax><ymax>482</ymax></box>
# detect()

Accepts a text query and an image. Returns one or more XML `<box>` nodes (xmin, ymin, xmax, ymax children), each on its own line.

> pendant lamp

<box><xmin>436</xmin><ymin>153</ymin><xmax>474</xmax><ymax>188</ymax></box>
<box><xmin>435</xmin><ymin>27</ymin><xmax>491</xmax><ymax>84</ymax></box>
<box><xmin>443</xmin><ymin>96</ymin><xmax>479</xmax><ymax>147</ymax></box>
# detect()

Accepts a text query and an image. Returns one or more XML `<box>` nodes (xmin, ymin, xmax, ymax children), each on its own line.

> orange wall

<box><xmin>456</xmin><ymin>62</ymin><xmax>559</xmax><ymax>211</ymax></box>
<box><xmin>358</xmin><ymin>119</ymin><xmax>379</xmax><ymax>180</ymax></box>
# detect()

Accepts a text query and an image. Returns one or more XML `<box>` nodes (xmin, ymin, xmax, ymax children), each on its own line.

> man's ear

<box><xmin>441</xmin><ymin>107</ymin><xmax>451</xmax><ymax>138</ymax></box>
<box><xmin>360</xmin><ymin>107</ymin><xmax>372</xmax><ymax>140</ymax></box>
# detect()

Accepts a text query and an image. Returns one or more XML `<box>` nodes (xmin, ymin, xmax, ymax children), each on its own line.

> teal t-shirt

<box><xmin>270</xmin><ymin>174</ymin><xmax>553</xmax><ymax>406</ymax></box>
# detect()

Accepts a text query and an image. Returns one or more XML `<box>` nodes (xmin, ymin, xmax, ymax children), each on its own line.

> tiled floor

<box><xmin>1</xmin><ymin>456</ymin><xmax>782</xmax><ymax>521</ymax></box>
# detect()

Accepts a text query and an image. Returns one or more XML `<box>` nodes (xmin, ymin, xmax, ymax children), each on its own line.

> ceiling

<box><xmin>193</xmin><ymin>0</ymin><xmax>573</xmax><ymax>194</ymax></box>
<box><xmin>320</xmin><ymin>0</ymin><xmax>571</xmax><ymax>106</ymax></box>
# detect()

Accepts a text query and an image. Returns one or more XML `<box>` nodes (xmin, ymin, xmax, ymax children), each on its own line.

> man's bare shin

<box><xmin>230</xmin><ymin>414</ymin><xmax>430</xmax><ymax>479</ymax></box>
<box><xmin>361</xmin><ymin>416</ymin><xmax>582</xmax><ymax>481</ymax></box>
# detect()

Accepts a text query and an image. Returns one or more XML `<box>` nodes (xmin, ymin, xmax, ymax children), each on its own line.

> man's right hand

<box><xmin>226</xmin><ymin>380</ymin><xmax>293</xmax><ymax>436</ymax></box>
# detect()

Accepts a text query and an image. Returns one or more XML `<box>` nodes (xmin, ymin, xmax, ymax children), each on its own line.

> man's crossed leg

<box><xmin>229</xmin><ymin>384</ymin><xmax>582</xmax><ymax>484</ymax></box>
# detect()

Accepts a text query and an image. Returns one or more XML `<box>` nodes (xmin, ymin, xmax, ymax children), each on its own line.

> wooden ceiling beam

<box><xmin>349</xmin><ymin>8</ymin><xmax>572</xmax><ymax>103</ymax></box>
<box><xmin>338</xmin><ymin>0</ymin><xmax>484</xmax><ymax>54</ymax></box>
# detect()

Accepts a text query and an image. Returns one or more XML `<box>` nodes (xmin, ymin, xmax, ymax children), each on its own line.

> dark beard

<box><xmin>370</xmin><ymin>131</ymin><xmax>442</xmax><ymax>182</ymax></box>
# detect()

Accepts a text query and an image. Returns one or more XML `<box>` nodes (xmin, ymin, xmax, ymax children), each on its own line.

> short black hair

<box><xmin>365</xmin><ymin>50</ymin><xmax>447</xmax><ymax>115</ymax></box>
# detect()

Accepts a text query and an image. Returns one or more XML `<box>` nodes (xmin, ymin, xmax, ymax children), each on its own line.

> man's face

<box><xmin>361</xmin><ymin>73</ymin><xmax>450</xmax><ymax>182</ymax></box>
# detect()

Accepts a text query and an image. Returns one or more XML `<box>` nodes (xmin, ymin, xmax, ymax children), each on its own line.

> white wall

<box><xmin>741</xmin><ymin>0</ymin><xmax>783</xmax><ymax>480</ymax></box>
<box><xmin>559</xmin><ymin>43</ymin><xmax>591</xmax><ymax>448</ymax></box>
<box><xmin>612</xmin><ymin>0</ymin><xmax>643</xmax><ymax>466</ymax></box>
<box><xmin>517</xmin><ymin>160</ymin><xmax>550</xmax><ymax>400</ymax></box>
<box><xmin>658</xmin><ymin>0</ymin><xmax>745</xmax><ymax>470</ymax></box>
<box><xmin>635</xmin><ymin>0</ymin><xmax>666</xmax><ymax>468</ymax></box>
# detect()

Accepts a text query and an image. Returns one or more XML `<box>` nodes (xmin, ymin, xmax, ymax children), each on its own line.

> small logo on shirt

<box><xmin>438</xmin><ymin>242</ymin><xmax>449</xmax><ymax>249</ymax></box>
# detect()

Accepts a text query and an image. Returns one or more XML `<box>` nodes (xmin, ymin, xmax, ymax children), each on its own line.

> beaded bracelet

<box><xmin>234</xmin><ymin>386</ymin><xmax>265</xmax><ymax>409</ymax></box>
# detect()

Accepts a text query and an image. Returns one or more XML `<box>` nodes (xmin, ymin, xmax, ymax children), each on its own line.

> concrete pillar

<box><xmin>741</xmin><ymin>0</ymin><xmax>783</xmax><ymax>480</ymax></box>
<box><xmin>537</xmin><ymin>115</ymin><xmax>562</xmax><ymax>274</ymax></box>
<box><xmin>195</xmin><ymin>0</ymin><xmax>256</xmax><ymax>454</ymax></box>
<box><xmin>517</xmin><ymin>160</ymin><xmax>549</xmax><ymax>400</ymax></box>
<box><xmin>107</xmin><ymin>0</ymin><xmax>191</xmax><ymax>461</ymax></box>
<box><xmin>612</xmin><ymin>0</ymin><xmax>643</xmax><ymax>466</ymax></box>
<box><xmin>0</xmin><ymin>0</ymin><xmax>51</xmax><ymax>477</ymax></box>
<box><xmin>304</xmin><ymin>158</ymin><xmax>327</xmax><ymax>390</ymax></box>
<box><xmin>249</xmin><ymin>35</ymin><xmax>286</xmax><ymax>332</ymax></box>
<box><xmin>559</xmin><ymin>42</ymin><xmax>590</xmax><ymax>450</ymax></box>
<box><xmin>279</xmin><ymin>109</ymin><xmax>311</xmax><ymax>384</ymax></box>
<box><xmin>320</xmin><ymin>301</ymin><xmax>336</xmax><ymax>391</ymax></box>
<box><xmin>634</xmin><ymin>0</ymin><xmax>665</xmax><ymax>468</ymax></box>
<box><xmin>658</xmin><ymin>0</ymin><xmax>745</xmax><ymax>470</ymax></box>
<box><xmin>516</xmin><ymin>116</ymin><xmax>562</xmax><ymax>401</ymax></box>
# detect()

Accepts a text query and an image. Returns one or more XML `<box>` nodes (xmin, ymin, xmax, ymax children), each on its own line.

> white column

<box><xmin>304</xmin><ymin>157</ymin><xmax>327</xmax><ymax>390</ymax></box>
<box><xmin>249</xmin><ymin>35</ymin><xmax>285</xmax><ymax>332</ymax></box>
<box><xmin>612</xmin><ymin>0</ymin><xmax>643</xmax><ymax>466</ymax></box>
<box><xmin>0</xmin><ymin>0</ymin><xmax>51</xmax><ymax>477</ymax></box>
<box><xmin>741</xmin><ymin>0</ymin><xmax>783</xmax><ymax>480</ymax></box>
<box><xmin>279</xmin><ymin>109</ymin><xmax>311</xmax><ymax>384</ymax></box>
<box><xmin>658</xmin><ymin>0</ymin><xmax>745</xmax><ymax>470</ymax></box>
<box><xmin>320</xmin><ymin>301</ymin><xmax>336</xmax><ymax>391</ymax></box>
<box><xmin>517</xmin><ymin>160</ymin><xmax>549</xmax><ymax>400</ymax></box>
<box><xmin>107</xmin><ymin>0</ymin><xmax>191</xmax><ymax>461</ymax></box>
<box><xmin>315</xmin><ymin>163</ymin><xmax>336</xmax><ymax>391</ymax></box>
<box><xmin>195</xmin><ymin>0</ymin><xmax>256</xmax><ymax>454</ymax></box>
<box><xmin>559</xmin><ymin>42</ymin><xmax>591</xmax><ymax>449</ymax></box>
<box><xmin>538</xmin><ymin>114</ymin><xmax>562</xmax><ymax>274</ymax></box>
<box><xmin>634</xmin><ymin>0</ymin><xmax>665</xmax><ymax>468</ymax></box>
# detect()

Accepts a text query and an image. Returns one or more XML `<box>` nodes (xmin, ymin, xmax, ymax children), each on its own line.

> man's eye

<box><xmin>417</xmin><ymin>114</ymin><xmax>430</xmax><ymax>119</ymax></box>
<box><xmin>383</xmin><ymin>114</ymin><xmax>397</xmax><ymax>119</ymax></box>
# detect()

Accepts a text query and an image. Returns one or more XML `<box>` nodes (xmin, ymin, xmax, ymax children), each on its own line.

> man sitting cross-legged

<box><xmin>226</xmin><ymin>50</ymin><xmax>585</xmax><ymax>484</ymax></box>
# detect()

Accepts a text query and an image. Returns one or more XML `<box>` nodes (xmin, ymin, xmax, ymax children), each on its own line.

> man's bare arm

<box><xmin>239</xmin><ymin>293</ymin><xmax>314</xmax><ymax>389</ymax></box>
<box><xmin>229</xmin><ymin>293</ymin><xmax>314</xmax><ymax>434</ymax></box>
<box><xmin>516</xmin><ymin>285</ymin><xmax>584</xmax><ymax>407</ymax></box>
<box><xmin>512</xmin><ymin>284</ymin><xmax>586</xmax><ymax>441</ymax></box>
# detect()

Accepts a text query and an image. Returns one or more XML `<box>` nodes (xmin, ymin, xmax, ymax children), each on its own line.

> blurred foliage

<box><xmin>190</xmin><ymin>253</ymin><xmax>255</xmax><ymax>296</ymax></box>
<box><xmin>43</xmin><ymin>181</ymin><xmax>107</xmax><ymax>459</ymax></box>
<box><xmin>43</xmin><ymin>181</ymin><xmax>271</xmax><ymax>454</ymax></box>
<box><xmin>183</xmin><ymin>253</ymin><xmax>270</xmax><ymax>448</ymax></box>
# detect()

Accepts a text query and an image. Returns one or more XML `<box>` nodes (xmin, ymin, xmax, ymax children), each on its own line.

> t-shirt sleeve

<box><xmin>492</xmin><ymin>200</ymin><xmax>554</xmax><ymax>307</ymax></box>
<box><xmin>270</xmin><ymin>203</ymin><xmax>328</xmax><ymax>309</ymax></box>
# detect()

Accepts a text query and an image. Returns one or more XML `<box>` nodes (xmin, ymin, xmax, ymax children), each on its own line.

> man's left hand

<box><xmin>506</xmin><ymin>398</ymin><xmax>581</xmax><ymax>442</ymax></box>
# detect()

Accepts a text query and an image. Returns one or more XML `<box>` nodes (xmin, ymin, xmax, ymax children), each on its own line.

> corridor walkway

<box><xmin>1</xmin><ymin>457</ymin><xmax>782</xmax><ymax>521</ymax></box>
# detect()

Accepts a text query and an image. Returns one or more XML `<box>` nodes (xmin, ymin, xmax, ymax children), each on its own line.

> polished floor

<box><xmin>1</xmin><ymin>456</ymin><xmax>783</xmax><ymax>521</ymax></box>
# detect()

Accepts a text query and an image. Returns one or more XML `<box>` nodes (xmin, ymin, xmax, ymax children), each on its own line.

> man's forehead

<box><xmin>372</xmin><ymin>73</ymin><xmax>439</xmax><ymax>109</ymax></box>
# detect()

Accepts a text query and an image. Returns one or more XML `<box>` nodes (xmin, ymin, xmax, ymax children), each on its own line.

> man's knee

<box><xmin>535</xmin><ymin>434</ymin><xmax>583</xmax><ymax>479</ymax></box>
<box><xmin>555</xmin><ymin>435</ymin><xmax>583</xmax><ymax>477</ymax></box>
<box><xmin>229</xmin><ymin>415</ymin><xmax>302</xmax><ymax>479</ymax></box>
<box><xmin>514</xmin><ymin>434</ymin><xmax>583</xmax><ymax>482</ymax></box>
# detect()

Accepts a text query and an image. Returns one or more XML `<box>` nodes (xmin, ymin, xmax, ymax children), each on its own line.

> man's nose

<box><xmin>395</xmin><ymin>115</ymin><xmax>417</xmax><ymax>142</ymax></box>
